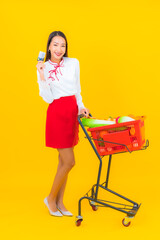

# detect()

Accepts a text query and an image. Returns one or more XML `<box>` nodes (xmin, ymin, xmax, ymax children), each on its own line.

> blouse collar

<box><xmin>48</xmin><ymin>57</ymin><xmax>64</xmax><ymax>66</ymax></box>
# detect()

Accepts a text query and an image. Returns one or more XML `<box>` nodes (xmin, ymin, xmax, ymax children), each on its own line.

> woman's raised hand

<box><xmin>36</xmin><ymin>61</ymin><xmax>46</xmax><ymax>81</ymax></box>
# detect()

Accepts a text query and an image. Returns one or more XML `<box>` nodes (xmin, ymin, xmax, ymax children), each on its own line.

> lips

<box><xmin>55</xmin><ymin>53</ymin><xmax>62</xmax><ymax>56</ymax></box>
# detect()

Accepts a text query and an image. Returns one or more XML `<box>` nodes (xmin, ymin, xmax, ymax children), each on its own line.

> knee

<box><xmin>65</xmin><ymin>158</ymin><xmax>75</xmax><ymax>170</ymax></box>
<box><xmin>70</xmin><ymin>159</ymin><xmax>75</xmax><ymax>168</ymax></box>
<box><xmin>58</xmin><ymin>149</ymin><xmax>75</xmax><ymax>170</ymax></box>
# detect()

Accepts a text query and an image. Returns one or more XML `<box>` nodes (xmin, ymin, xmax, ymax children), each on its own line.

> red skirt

<box><xmin>45</xmin><ymin>95</ymin><xmax>79</xmax><ymax>148</ymax></box>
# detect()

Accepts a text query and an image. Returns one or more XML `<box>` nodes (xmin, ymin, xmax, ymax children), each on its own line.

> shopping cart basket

<box><xmin>75</xmin><ymin>113</ymin><xmax>149</xmax><ymax>227</ymax></box>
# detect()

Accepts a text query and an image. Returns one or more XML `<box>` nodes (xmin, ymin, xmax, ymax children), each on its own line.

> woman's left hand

<box><xmin>80</xmin><ymin>108</ymin><xmax>90</xmax><ymax>117</ymax></box>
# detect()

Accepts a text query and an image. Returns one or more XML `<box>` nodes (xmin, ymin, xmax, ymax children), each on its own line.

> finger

<box><xmin>85</xmin><ymin>110</ymin><xmax>89</xmax><ymax>115</ymax></box>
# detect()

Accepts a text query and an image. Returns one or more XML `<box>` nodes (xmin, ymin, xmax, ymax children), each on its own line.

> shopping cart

<box><xmin>75</xmin><ymin>113</ymin><xmax>149</xmax><ymax>227</ymax></box>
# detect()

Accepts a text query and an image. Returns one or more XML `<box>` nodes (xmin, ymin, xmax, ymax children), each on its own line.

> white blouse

<box><xmin>37</xmin><ymin>57</ymin><xmax>85</xmax><ymax>114</ymax></box>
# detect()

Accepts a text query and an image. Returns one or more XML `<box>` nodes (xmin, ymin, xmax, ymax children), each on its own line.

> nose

<box><xmin>56</xmin><ymin>46</ymin><xmax>62</xmax><ymax>52</ymax></box>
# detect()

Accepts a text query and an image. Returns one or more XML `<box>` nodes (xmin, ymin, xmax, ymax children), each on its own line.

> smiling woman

<box><xmin>36</xmin><ymin>30</ymin><xmax>90</xmax><ymax>217</ymax></box>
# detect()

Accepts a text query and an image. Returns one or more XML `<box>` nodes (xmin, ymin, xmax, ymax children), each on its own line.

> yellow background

<box><xmin>0</xmin><ymin>0</ymin><xmax>160</xmax><ymax>239</ymax></box>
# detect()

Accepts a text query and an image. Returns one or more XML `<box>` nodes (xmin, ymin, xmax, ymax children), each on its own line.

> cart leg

<box><xmin>95</xmin><ymin>160</ymin><xmax>102</xmax><ymax>200</ymax></box>
<box><xmin>91</xmin><ymin>186</ymin><xmax>95</xmax><ymax>198</ymax></box>
<box><xmin>75</xmin><ymin>197</ymin><xmax>84</xmax><ymax>226</ymax></box>
<box><xmin>105</xmin><ymin>155</ymin><xmax>112</xmax><ymax>188</ymax></box>
<box><xmin>78</xmin><ymin>198</ymin><xmax>83</xmax><ymax>216</ymax></box>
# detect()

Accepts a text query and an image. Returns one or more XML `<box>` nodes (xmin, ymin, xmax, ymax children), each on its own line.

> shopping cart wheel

<box><xmin>122</xmin><ymin>218</ymin><xmax>131</xmax><ymax>227</ymax></box>
<box><xmin>92</xmin><ymin>205</ymin><xmax>98</xmax><ymax>211</ymax></box>
<box><xmin>75</xmin><ymin>216</ymin><xmax>83</xmax><ymax>227</ymax></box>
<box><xmin>75</xmin><ymin>219</ymin><xmax>82</xmax><ymax>227</ymax></box>
<box><xmin>90</xmin><ymin>201</ymin><xmax>98</xmax><ymax>211</ymax></box>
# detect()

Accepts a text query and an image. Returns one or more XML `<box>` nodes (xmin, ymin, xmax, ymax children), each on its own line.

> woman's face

<box><xmin>49</xmin><ymin>36</ymin><xmax>66</xmax><ymax>61</ymax></box>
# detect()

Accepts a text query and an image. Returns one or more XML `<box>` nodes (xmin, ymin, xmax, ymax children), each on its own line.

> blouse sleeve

<box><xmin>37</xmin><ymin>69</ymin><xmax>54</xmax><ymax>104</ymax></box>
<box><xmin>75</xmin><ymin>59</ymin><xmax>85</xmax><ymax>114</ymax></box>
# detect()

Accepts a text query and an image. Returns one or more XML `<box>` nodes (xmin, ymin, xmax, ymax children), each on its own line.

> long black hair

<box><xmin>45</xmin><ymin>31</ymin><xmax>68</xmax><ymax>62</ymax></box>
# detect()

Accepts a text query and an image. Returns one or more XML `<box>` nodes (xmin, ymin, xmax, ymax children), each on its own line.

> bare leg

<box><xmin>56</xmin><ymin>154</ymin><xmax>68</xmax><ymax>211</ymax></box>
<box><xmin>47</xmin><ymin>147</ymin><xmax>75</xmax><ymax>212</ymax></box>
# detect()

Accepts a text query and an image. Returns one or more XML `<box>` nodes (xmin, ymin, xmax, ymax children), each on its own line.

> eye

<box><xmin>53</xmin><ymin>44</ymin><xmax>65</xmax><ymax>47</ymax></box>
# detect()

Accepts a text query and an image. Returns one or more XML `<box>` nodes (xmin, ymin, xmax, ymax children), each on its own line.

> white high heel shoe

<box><xmin>56</xmin><ymin>205</ymin><xmax>73</xmax><ymax>217</ymax></box>
<box><xmin>44</xmin><ymin>197</ymin><xmax>63</xmax><ymax>217</ymax></box>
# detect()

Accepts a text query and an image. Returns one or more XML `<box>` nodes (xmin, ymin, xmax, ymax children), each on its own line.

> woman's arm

<box><xmin>75</xmin><ymin>59</ymin><xmax>86</xmax><ymax>114</ymax></box>
<box><xmin>37</xmin><ymin>69</ymin><xmax>54</xmax><ymax>104</ymax></box>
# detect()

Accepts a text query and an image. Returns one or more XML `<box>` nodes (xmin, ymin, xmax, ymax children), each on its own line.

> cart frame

<box><xmin>75</xmin><ymin>113</ymin><xmax>149</xmax><ymax>227</ymax></box>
